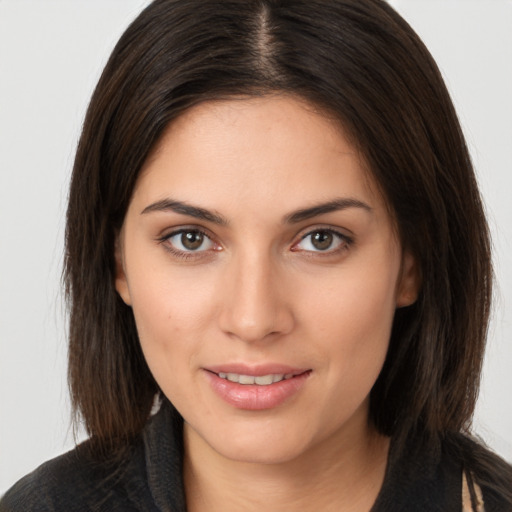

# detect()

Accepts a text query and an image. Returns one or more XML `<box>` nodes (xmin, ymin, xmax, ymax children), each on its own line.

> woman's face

<box><xmin>116</xmin><ymin>96</ymin><xmax>418</xmax><ymax>464</ymax></box>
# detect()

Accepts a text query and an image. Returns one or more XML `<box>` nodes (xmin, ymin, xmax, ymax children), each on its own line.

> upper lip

<box><xmin>204</xmin><ymin>364</ymin><xmax>310</xmax><ymax>377</ymax></box>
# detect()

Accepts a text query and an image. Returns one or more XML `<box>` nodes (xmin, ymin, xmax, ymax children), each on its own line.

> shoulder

<box><xmin>375</xmin><ymin>430</ymin><xmax>512</xmax><ymax>511</ymax></box>
<box><xmin>0</xmin><ymin>401</ymin><xmax>184</xmax><ymax>512</ymax></box>
<box><xmin>443</xmin><ymin>432</ymin><xmax>512</xmax><ymax>512</ymax></box>
<box><xmin>0</xmin><ymin>439</ymin><xmax>153</xmax><ymax>512</ymax></box>
<box><xmin>1</xmin><ymin>447</ymin><xmax>88</xmax><ymax>512</ymax></box>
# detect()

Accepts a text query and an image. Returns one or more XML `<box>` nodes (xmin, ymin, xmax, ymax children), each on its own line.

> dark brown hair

<box><xmin>64</xmin><ymin>0</ymin><xmax>511</xmax><ymax>500</ymax></box>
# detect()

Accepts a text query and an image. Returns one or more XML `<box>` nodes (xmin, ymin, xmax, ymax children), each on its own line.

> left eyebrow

<box><xmin>283</xmin><ymin>198</ymin><xmax>373</xmax><ymax>224</ymax></box>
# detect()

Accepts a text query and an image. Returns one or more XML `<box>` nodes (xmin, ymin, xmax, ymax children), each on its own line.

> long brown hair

<box><xmin>64</xmin><ymin>0</ymin><xmax>510</xmax><ymax>499</ymax></box>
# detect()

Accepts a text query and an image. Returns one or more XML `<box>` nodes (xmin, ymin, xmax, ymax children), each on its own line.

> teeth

<box><xmin>217</xmin><ymin>372</ymin><xmax>292</xmax><ymax>385</ymax></box>
<box><xmin>255</xmin><ymin>374</ymin><xmax>274</xmax><ymax>385</ymax></box>
<box><xmin>239</xmin><ymin>374</ymin><xmax>255</xmax><ymax>385</ymax></box>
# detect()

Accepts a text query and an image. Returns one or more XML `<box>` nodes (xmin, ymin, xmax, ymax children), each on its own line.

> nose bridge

<box><xmin>218</xmin><ymin>246</ymin><xmax>292</xmax><ymax>342</ymax></box>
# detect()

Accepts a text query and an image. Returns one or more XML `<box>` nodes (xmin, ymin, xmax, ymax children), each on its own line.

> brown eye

<box><xmin>166</xmin><ymin>229</ymin><xmax>215</xmax><ymax>253</ymax></box>
<box><xmin>181</xmin><ymin>231</ymin><xmax>204</xmax><ymax>250</ymax></box>
<box><xmin>311</xmin><ymin>231</ymin><xmax>334</xmax><ymax>250</ymax></box>
<box><xmin>293</xmin><ymin>229</ymin><xmax>350</xmax><ymax>253</ymax></box>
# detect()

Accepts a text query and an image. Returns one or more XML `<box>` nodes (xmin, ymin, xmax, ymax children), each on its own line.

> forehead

<box><xmin>133</xmin><ymin>95</ymin><xmax>386</xmax><ymax>217</ymax></box>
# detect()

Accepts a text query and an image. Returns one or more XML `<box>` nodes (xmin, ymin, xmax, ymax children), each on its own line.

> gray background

<box><xmin>1</xmin><ymin>0</ymin><xmax>511</xmax><ymax>494</ymax></box>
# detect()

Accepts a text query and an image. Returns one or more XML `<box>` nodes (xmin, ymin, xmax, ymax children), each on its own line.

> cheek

<box><xmin>129</xmin><ymin>283</ymin><xmax>204</xmax><ymax>403</ymax></box>
<box><xmin>305</xmin><ymin>260</ymin><xmax>398</xmax><ymax>342</ymax></box>
<box><xmin>131</xmin><ymin>280</ymin><xmax>208</xmax><ymax>344</ymax></box>
<box><xmin>301</xmin><ymin>253</ymin><xmax>400</xmax><ymax>382</ymax></box>
<box><xmin>125</xmin><ymin>254</ymin><xmax>220</xmax><ymax>376</ymax></box>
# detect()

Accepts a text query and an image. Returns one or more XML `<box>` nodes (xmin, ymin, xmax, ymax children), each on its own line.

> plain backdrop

<box><xmin>1</xmin><ymin>0</ymin><xmax>511</xmax><ymax>495</ymax></box>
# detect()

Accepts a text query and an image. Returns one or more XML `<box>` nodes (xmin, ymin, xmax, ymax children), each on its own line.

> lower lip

<box><xmin>204</xmin><ymin>371</ymin><xmax>311</xmax><ymax>410</ymax></box>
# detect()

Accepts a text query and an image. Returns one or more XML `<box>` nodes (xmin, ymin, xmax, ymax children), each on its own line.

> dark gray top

<box><xmin>0</xmin><ymin>399</ymin><xmax>468</xmax><ymax>511</ymax></box>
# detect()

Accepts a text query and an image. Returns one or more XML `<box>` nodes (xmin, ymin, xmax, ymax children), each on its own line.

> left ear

<box><xmin>396</xmin><ymin>250</ymin><xmax>421</xmax><ymax>308</ymax></box>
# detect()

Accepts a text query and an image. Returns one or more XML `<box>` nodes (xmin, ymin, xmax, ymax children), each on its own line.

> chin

<box><xmin>187</xmin><ymin>417</ymin><xmax>315</xmax><ymax>465</ymax></box>
<box><xmin>214</xmin><ymin>438</ymin><xmax>310</xmax><ymax>465</ymax></box>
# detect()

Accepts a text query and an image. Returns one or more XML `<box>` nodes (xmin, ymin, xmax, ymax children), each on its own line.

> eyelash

<box><xmin>158</xmin><ymin>227</ymin><xmax>353</xmax><ymax>260</ymax></box>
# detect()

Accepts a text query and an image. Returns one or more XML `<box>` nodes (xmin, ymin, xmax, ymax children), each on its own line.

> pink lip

<box><xmin>203</xmin><ymin>364</ymin><xmax>312</xmax><ymax>411</ymax></box>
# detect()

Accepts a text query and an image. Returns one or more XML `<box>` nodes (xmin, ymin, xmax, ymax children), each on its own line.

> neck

<box><xmin>183</xmin><ymin>414</ymin><xmax>390</xmax><ymax>512</ymax></box>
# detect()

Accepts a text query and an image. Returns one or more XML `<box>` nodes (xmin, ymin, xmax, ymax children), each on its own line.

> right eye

<box><xmin>164</xmin><ymin>229</ymin><xmax>216</xmax><ymax>253</ymax></box>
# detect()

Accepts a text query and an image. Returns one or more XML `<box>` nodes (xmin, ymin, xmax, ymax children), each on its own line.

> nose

<box><xmin>217</xmin><ymin>251</ymin><xmax>294</xmax><ymax>344</ymax></box>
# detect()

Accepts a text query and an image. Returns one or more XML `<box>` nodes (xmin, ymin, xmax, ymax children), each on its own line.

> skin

<box><xmin>115</xmin><ymin>95</ymin><xmax>419</xmax><ymax>511</ymax></box>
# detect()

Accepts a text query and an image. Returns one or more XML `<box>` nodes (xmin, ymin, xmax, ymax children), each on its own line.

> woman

<box><xmin>1</xmin><ymin>0</ymin><xmax>511</xmax><ymax>510</ymax></box>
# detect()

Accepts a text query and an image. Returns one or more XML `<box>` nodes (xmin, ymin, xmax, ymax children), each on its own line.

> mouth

<box><xmin>204</xmin><ymin>367</ymin><xmax>312</xmax><ymax>410</ymax></box>
<box><xmin>215</xmin><ymin>372</ymin><xmax>298</xmax><ymax>386</ymax></box>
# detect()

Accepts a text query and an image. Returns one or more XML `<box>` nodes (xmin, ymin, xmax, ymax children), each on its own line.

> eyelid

<box><xmin>159</xmin><ymin>223</ymin><xmax>216</xmax><ymax>240</ymax></box>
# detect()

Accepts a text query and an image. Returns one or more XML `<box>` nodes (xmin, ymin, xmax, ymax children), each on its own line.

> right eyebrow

<box><xmin>140</xmin><ymin>198</ymin><xmax>228</xmax><ymax>226</ymax></box>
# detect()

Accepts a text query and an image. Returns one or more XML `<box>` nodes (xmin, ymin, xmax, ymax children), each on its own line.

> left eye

<box><xmin>166</xmin><ymin>230</ymin><xmax>215</xmax><ymax>252</ymax></box>
<box><xmin>294</xmin><ymin>230</ymin><xmax>347</xmax><ymax>252</ymax></box>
